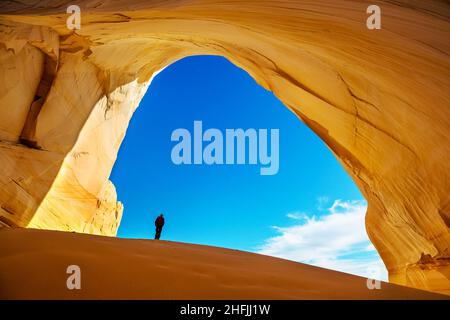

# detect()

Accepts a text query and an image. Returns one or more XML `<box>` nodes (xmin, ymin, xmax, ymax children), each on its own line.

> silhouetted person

<box><xmin>154</xmin><ymin>214</ymin><xmax>165</xmax><ymax>240</ymax></box>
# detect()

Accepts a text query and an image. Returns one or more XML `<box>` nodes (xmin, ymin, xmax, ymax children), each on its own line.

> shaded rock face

<box><xmin>0</xmin><ymin>0</ymin><xmax>449</xmax><ymax>294</ymax></box>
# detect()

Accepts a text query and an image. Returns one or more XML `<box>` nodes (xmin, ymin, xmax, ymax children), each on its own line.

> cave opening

<box><xmin>0</xmin><ymin>0</ymin><xmax>448</xmax><ymax>296</ymax></box>
<box><xmin>109</xmin><ymin>55</ymin><xmax>387</xmax><ymax>280</ymax></box>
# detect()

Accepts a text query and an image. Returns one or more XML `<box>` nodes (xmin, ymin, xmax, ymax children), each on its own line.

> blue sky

<box><xmin>110</xmin><ymin>55</ymin><xmax>387</xmax><ymax>280</ymax></box>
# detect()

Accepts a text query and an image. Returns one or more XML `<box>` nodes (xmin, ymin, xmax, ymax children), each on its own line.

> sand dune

<box><xmin>1</xmin><ymin>0</ymin><xmax>449</xmax><ymax>293</ymax></box>
<box><xmin>0</xmin><ymin>228</ymin><xmax>446</xmax><ymax>300</ymax></box>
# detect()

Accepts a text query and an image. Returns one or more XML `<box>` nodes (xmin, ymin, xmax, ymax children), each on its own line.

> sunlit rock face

<box><xmin>0</xmin><ymin>0</ymin><xmax>449</xmax><ymax>294</ymax></box>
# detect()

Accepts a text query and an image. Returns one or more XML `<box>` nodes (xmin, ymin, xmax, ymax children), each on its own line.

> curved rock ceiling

<box><xmin>0</xmin><ymin>1</ymin><xmax>449</xmax><ymax>294</ymax></box>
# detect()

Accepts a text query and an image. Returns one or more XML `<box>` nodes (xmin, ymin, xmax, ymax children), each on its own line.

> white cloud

<box><xmin>257</xmin><ymin>200</ymin><xmax>388</xmax><ymax>281</ymax></box>
<box><xmin>286</xmin><ymin>212</ymin><xmax>307</xmax><ymax>220</ymax></box>
<box><xmin>316</xmin><ymin>195</ymin><xmax>329</xmax><ymax>210</ymax></box>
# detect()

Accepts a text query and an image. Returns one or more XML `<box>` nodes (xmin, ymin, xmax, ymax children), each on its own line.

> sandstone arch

<box><xmin>0</xmin><ymin>0</ymin><xmax>449</xmax><ymax>294</ymax></box>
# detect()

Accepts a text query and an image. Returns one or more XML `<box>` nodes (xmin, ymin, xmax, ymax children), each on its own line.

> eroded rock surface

<box><xmin>0</xmin><ymin>0</ymin><xmax>449</xmax><ymax>294</ymax></box>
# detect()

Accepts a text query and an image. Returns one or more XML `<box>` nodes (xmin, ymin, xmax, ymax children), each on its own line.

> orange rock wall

<box><xmin>0</xmin><ymin>0</ymin><xmax>449</xmax><ymax>294</ymax></box>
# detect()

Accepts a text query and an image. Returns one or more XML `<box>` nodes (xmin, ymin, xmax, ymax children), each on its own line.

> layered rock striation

<box><xmin>0</xmin><ymin>1</ymin><xmax>449</xmax><ymax>294</ymax></box>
